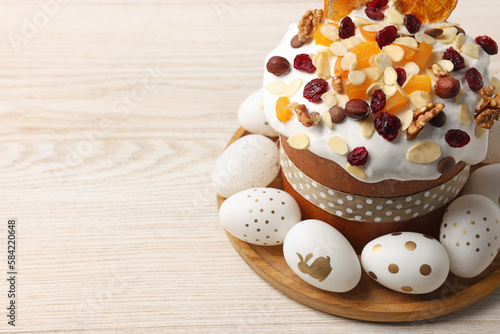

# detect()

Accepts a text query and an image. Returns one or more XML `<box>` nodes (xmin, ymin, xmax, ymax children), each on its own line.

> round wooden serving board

<box><xmin>217</xmin><ymin>127</ymin><xmax>500</xmax><ymax>323</ymax></box>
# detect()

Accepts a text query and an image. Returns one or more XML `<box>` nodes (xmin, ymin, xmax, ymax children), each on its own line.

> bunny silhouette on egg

<box><xmin>296</xmin><ymin>253</ymin><xmax>332</xmax><ymax>282</ymax></box>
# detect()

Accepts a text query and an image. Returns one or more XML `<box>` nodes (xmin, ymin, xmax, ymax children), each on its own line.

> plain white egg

<box><xmin>462</xmin><ymin>164</ymin><xmax>500</xmax><ymax>209</ymax></box>
<box><xmin>238</xmin><ymin>89</ymin><xmax>279</xmax><ymax>137</ymax></box>
<box><xmin>212</xmin><ymin>135</ymin><xmax>280</xmax><ymax>198</ymax></box>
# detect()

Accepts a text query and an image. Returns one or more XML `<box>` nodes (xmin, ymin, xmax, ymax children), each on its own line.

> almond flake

<box><xmin>394</xmin><ymin>37</ymin><xmax>418</xmax><ymax>50</ymax></box>
<box><xmin>407</xmin><ymin>141</ymin><xmax>442</xmax><ymax>164</ymax></box>
<box><xmin>348</xmin><ymin>70</ymin><xmax>366</xmax><ymax>86</ymax></box>
<box><xmin>462</xmin><ymin>43</ymin><xmax>480</xmax><ymax>59</ymax></box>
<box><xmin>404</xmin><ymin>62</ymin><xmax>420</xmax><ymax>76</ymax></box>
<box><xmin>368</xmin><ymin>55</ymin><xmax>377</xmax><ymax>68</ymax></box>
<box><xmin>415</xmin><ymin>33</ymin><xmax>436</xmax><ymax>45</ymax></box>
<box><xmin>383</xmin><ymin>45</ymin><xmax>405</xmax><ymax>62</ymax></box>
<box><xmin>341</xmin><ymin>52</ymin><xmax>357</xmax><ymax>71</ymax></box>
<box><xmin>350</xmin><ymin>60</ymin><xmax>359</xmax><ymax>72</ymax></box>
<box><xmin>490</xmin><ymin>77</ymin><xmax>500</xmax><ymax>95</ymax></box>
<box><xmin>353</xmin><ymin>15</ymin><xmax>374</xmax><ymax>26</ymax></box>
<box><xmin>266</xmin><ymin>81</ymin><xmax>286</xmax><ymax>95</ymax></box>
<box><xmin>320</xmin><ymin>24</ymin><xmax>339</xmax><ymax>42</ymax></box>
<box><xmin>366</xmin><ymin>82</ymin><xmax>382</xmax><ymax>97</ymax></box>
<box><xmin>425</xmin><ymin>68</ymin><xmax>439</xmax><ymax>82</ymax></box>
<box><xmin>409</xmin><ymin>91</ymin><xmax>432</xmax><ymax>109</ymax></box>
<box><xmin>401</xmin><ymin>109</ymin><xmax>414</xmax><ymax>131</ymax></box>
<box><xmin>437</xmin><ymin>27</ymin><xmax>458</xmax><ymax>44</ymax></box>
<box><xmin>475</xmin><ymin>125</ymin><xmax>487</xmax><ymax>139</ymax></box>
<box><xmin>454</xmin><ymin>89</ymin><xmax>465</xmax><ymax>104</ymax></box>
<box><xmin>374</xmin><ymin>53</ymin><xmax>393</xmax><ymax>72</ymax></box>
<box><xmin>288</xmin><ymin>133</ymin><xmax>310</xmax><ymax>150</ymax></box>
<box><xmin>321</xmin><ymin>91</ymin><xmax>337</xmax><ymax>108</ymax></box>
<box><xmin>323</xmin><ymin>110</ymin><xmax>334</xmax><ymax>129</ymax></box>
<box><xmin>284</xmin><ymin>78</ymin><xmax>303</xmax><ymax>97</ymax></box>
<box><xmin>345</xmin><ymin>36</ymin><xmax>363</xmax><ymax>49</ymax></box>
<box><xmin>362</xmin><ymin>67</ymin><xmax>382</xmax><ymax>81</ymax></box>
<box><xmin>330</xmin><ymin>41</ymin><xmax>348</xmax><ymax>56</ymax></box>
<box><xmin>437</xmin><ymin>59</ymin><xmax>454</xmax><ymax>72</ymax></box>
<box><xmin>346</xmin><ymin>164</ymin><xmax>366</xmax><ymax>179</ymax></box>
<box><xmin>328</xmin><ymin>136</ymin><xmax>349</xmax><ymax>155</ymax></box>
<box><xmin>362</xmin><ymin>24</ymin><xmax>385</xmax><ymax>32</ymax></box>
<box><xmin>427</xmin><ymin>52</ymin><xmax>443</xmax><ymax>66</ymax></box>
<box><xmin>313</xmin><ymin>52</ymin><xmax>331</xmax><ymax>79</ymax></box>
<box><xmin>257</xmin><ymin>100</ymin><xmax>264</xmax><ymax>110</ymax></box>
<box><xmin>382</xmin><ymin>85</ymin><xmax>397</xmax><ymax>98</ymax></box>
<box><xmin>335</xmin><ymin>94</ymin><xmax>348</xmax><ymax>106</ymax></box>
<box><xmin>454</xmin><ymin>33</ymin><xmax>465</xmax><ymax>49</ymax></box>
<box><xmin>383</xmin><ymin>67</ymin><xmax>398</xmax><ymax>86</ymax></box>
<box><xmin>459</xmin><ymin>102</ymin><xmax>472</xmax><ymax>126</ymax></box>
<box><xmin>385</xmin><ymin>9</ymin><xmax>404</xmax><ymax>25</ymax></box>
<box><xmin>360</xmin><ymin>117</ymin><xmax>375</xmax><ymax>138</ymax></box>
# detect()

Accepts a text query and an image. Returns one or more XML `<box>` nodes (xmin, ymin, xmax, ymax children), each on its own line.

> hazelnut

<box><xmin>266</xmin><ymin>56</ymin><xmax>291</xmax><ymax>76</ymax></box>
<box><xmin>344</xmin><ymin>99</ymin><xmax>370</xmax><ymax>120</ymax></box>
<box><xmin>434</xmin><ymin>77</ymin><xmax>461</xmax><ymax>99</ymax></box>
<box><xmin>329</xmin><ymin>106</ymin><xmax>346</xmax><ymax>124</ymax></box>
<box><xmin>290</xmin><ymin>35</ymin><xmax>305</xmax><ymax>49</ymax></box>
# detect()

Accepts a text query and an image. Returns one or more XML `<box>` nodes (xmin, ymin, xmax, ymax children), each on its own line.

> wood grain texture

<box><xmin>0</xmin><ymin>0</ymin><xmax>497</xmax><ymax>333</ymax></box>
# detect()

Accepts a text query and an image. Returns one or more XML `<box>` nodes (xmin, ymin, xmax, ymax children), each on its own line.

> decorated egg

<box><xmin>462</xmin><ymin>164</ymin><xmax>500</xmax><ymax>209</ymax></box>
<box><xmin>212</xmin><ymin>134</ymin><xmax>280</xmax><ymax>198</ymax></box>
<box><xmin>238</xmin><ymin>89</ymin><xmax>279</xmax><ymax>137</ymax></box>
<box><xmin>361</xmin><ymin>232</ymin><xmax>450</xmax><ymax>294</ymax></box>
<box><xmin>440</xmin><ymin>194</ymin><xmax>500</xmax><ymax>278</ymax></box>
<box><xmin>219</xmin><ymin>188</ymin><xmax>301</xmax><ymax>246</ymax></box>
<box><xmin>283</xmin><ymin>220</ymin><xmax>361</xmax><ymax>293</ymax></box>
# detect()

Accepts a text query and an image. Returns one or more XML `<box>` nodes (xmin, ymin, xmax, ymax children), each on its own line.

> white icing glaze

<box><xmin>263</xmin><ymin>5</ymin><xmax>491</xmax><ymax>183</ymax></box>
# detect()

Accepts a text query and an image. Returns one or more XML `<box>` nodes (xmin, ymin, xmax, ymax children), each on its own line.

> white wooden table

<box><xmin>0</xmin><ymin>0</ymin><xmax>498</xmax><ymax>332</ymax></box>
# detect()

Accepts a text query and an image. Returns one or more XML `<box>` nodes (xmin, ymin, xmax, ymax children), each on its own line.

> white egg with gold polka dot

<box><xmin>440</xmin><ymin>194</ymin><xmax>500</xmax><ymax>278</ymax></box>
<box><xmin>219</xmin><ymin>188</ymin><xmax>301</xmax><ymax>246</ymax></box>
<box><xmin>361</xmin><ymin>232</ymin><xmax>450</xmax><ymax>294</ymax></box>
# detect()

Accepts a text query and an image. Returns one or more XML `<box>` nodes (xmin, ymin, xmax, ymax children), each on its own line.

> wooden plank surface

<box><xmin>0</xmin><ymin>0</ymin><xmax>498</xmax><ymax>332</ymax></box>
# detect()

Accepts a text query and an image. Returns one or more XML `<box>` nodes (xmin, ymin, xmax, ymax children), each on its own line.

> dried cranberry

<box><xmin>365</xmin><ymin>7</ymin><xmax>384</xmax><ymax>21</ymax></box>
<box><xmin>445</xmin><ymin>129</ymin><xmax>470</xmax><ymax>148</ymax></box>
<box><xmin>442</xmin><ymin>47</ymin><xmax>465</xmax><ymax>71</ymax></box>
<box><xmin>303</xmin><ymin>78</ymin><xmax>329</xmax><ymax>103</ymax></box>
<box><xmin>465</xmin><ymin>68</ymin><xmax>484</xmax><ymax>92</ymax></box>
<box><xmin>395</xmin><ymin>67</ymin><xmax>407</xmax><ymax>86</ymax></box>
<box><xmin>476</xmin><ymin>35</ymin><xmax>499</xmax><ymax>55</ymax></box>
<box><xmin>404</xmin><ymin>14</ymin><xmax>422</xmax><ymax>34</ymax></box>
<box><xmin>376</xmin><ymin>25</ymin><xmax>398</xmax><ymax>49</ymax></box>
<box><xmin>367</xmin><ymin>0</ymin><xmax>388</xmax><ymax>8</ymax></box>
<box><xmin>348</xmin><ymin>147</ymin><xmax>369</xmax><ymax>166</ymax></box>
<box><xmin>370</xmin><ymin>89</ymin><xmax>386</xmax><ymax>113</ymax></box>
<box><xmin>294</xmin><ymin>54</ymin><xmax>316</xmax><ymax>73</ymax></box>
<box><xmin>339</xmin><ymin>16</ymin><xmax>356</xmax><ymax>39</ymax></box>
<box><xmin>374</xmin><ymin>111</ymin><xmax>401</xmax><ymax>142</ymax></box>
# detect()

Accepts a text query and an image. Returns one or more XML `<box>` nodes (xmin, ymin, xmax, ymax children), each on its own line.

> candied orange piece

<box><xmin>345</xmin><ymin>78</ymin><xmax>375</xmax><ymax>100</ymax></box>
<box><xmin>350</xmin><ymin>41</ymin><xmax>381</xmax><ymax>69</ymax></box>
<box><xmin>412</xmin><ymin>41</ymin><xmax>434</xmax><ymax>68</ymax></box>
<box><xmin>396</xmin><ymin>44</ymin><xmax>418</xmax><ymax>62</ymax></box>
<box><xmin>360</xmin><ymin>27</ymin><xmax>377</xmax><ymax>42</ymax></box>
<box><xmin>334</xmin><ymin>56</ymin><xmax>349</xmax><ymax>79</ymax></box>
<box><xmin>314</xmin><ymin>24</ymin><xmax>334</xmax><ymax>47</ymax></box>
<box><xmin>276</xmin><ymin>96</ymin><xmax>292</xmax><ymax>122</ymax></box>
<box><xmin>404</xmin><ymin>75</ymin><xmax>432</xmax><ymax>95</ymax></box>
<box><xmin>324</xmin><ymin>0</ymin><xmax>364</xmax><ymax>22</ymax></box>
<box><xmin>385</xmin><ymin>91</ymin><xmax>408</xmax><ymax>114</ymax></box>
<box><xmin>394</xmin><ymin>0</ymin><xmax>458</xmax><ymax>24</ymax></box>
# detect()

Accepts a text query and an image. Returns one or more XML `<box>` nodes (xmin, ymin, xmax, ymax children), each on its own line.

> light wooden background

<box><xmin>0</xmin><ymin>0</ymin><xmax>498</xmax><ymax>333</ymax></box>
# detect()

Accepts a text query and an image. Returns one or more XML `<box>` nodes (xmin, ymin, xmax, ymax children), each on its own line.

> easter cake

<box><xmin>262</xmin><ymin>0</ymin><xmax>500</xmax><ymax>253</ymax></box>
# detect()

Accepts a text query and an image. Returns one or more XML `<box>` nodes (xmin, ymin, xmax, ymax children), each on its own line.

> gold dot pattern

<box><xmin>372</xmin><ymin>244</ymin><xmax>382</xmax><ymax>254</ymax></box>
<box><xmin>369</xmin><ymin>271</ymin><xmax>378</xmax><ymax>280</ymax></box>
<box><xmin>280</xmin><ymin>147</ymin><xmax>470</xmax><ymax>223</ymax></box>
<box><xmin>420</xmin><ymin>265</ymin><xmax>432</xmax><ymax>276</ymax></box>
<box><xmin>388</xmin><ymin>264</ymin><xmax>399</xmax><ymax>274</ymax></box>
<box><xmin>401</xmin><ymin>286</ymin><xmax>414</xmax><ymax>292</ymax></box>
<box><xmin>405</xmin><ymin>241</ymin><xmax>417</xmax><ymax>251</ymax></box>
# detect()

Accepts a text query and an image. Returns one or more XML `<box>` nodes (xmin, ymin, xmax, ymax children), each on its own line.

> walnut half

<box><xmin>298</xmin><ymin>9</ymin><xmax>324</xmax><ymax>43</ymax></box>
<box><xmin>407</xmin><ymin>103</ymin><xmax>445</xmax><ymax>141</ymax></box>
<box><xmin>294</xmin><ymin>104</ymin><xmax>321</xmax><ymax>127</ymax></box>
<box><xmin>475</xmin><ymin>85</ymin><xmax>500</xmax><ymax>129</ymax></box>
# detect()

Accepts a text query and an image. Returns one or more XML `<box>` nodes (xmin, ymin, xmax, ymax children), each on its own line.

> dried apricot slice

<box><xmin>404</xmin><ymin>75</ymin><xmax>432</xmax><ymax>95</ymax></box>
<box><xmin>412</xmin><ymin>41</ymin><xmax>434</xmax><ymax>68</ymax></box>
<box><xmin>324</xmin><ymin>0</ymin><xmax>364</xmax><ymax>22</ymax></box>
<box><xmin>314</xmin><ymin>24</ymin><xmax>334</xmax><ymax>46</ymax></box>
<box><xmin>393</xmin><ymin>0</ymin><xmax>458</xmax><ymax>24</ymax></box>
<box><xmin>350</xmin><ymin>41</ymin><xmax>381</xmax><ymax>69</ymax></box>
<box><xmin>276</xmin><ymin>96</ymin><xmax>292</xmax><ymax>122</ymax></box>
<box><xmin>345</xmin><ymin>78</ymin><xmax>375</xmax><ymax>100</ymax></box>
<box><xmin>334</xmin><ymin>56</ymin><xmax>349</xmax><ymax>79</ymax></box>
<box><xmin>385</xmin><ymin>91</ymin><xmax>408</xmax><ymax>113</ymax></box>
